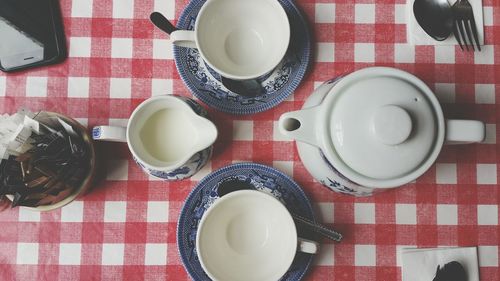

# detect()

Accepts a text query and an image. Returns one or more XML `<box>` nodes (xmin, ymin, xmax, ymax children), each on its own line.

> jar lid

<box><xmin>320</xmin><ymin>68</ymin><xmax>445</xmax><ymax>188</ymax></box>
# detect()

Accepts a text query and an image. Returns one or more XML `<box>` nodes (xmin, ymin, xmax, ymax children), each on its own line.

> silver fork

<box><xmin>451</xmin><ymin>0</ymin><xmax>481</xmax><ymax>51</ymax></box>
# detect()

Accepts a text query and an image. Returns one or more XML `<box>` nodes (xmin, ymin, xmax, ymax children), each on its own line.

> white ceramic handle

<box><xmin>445</xmin><ymin>119</ymin><xmax>485</xmax><ymax>144</ymax></box>
<box><xmin>278</xmin><ymin>106</ymin><xmax>320</xmax><ymax>147</ymax></box>
<box><xmin>297</xmin><ymin>237</ymin><xmax>319</xmax><ymax>254</ymax></box>
<box><xmin>92</xmin><ymin>126</ymin><xmax>127</xmax><ymax>143</ymax></box>
<box><xmin>170</xmin><ymin>30</ymin><xmax>197</xmax><ymax>48</ymax></box>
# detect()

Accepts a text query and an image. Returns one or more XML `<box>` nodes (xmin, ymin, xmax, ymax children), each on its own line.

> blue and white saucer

<box><xmin>173</xmin><ymin>0</ymin><xmax>311</xmax><ymax>115</ymax></box>
<box><xmin>177</xmin><ymin>163</ymin><xmax>316</xmax><ymax>281</ymax></box>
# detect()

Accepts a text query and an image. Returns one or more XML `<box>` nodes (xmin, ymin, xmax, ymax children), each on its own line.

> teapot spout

<box><xmin>278</xmin><ymin>106</ymin><xmax>320</xmax><ymax>147</ymax></box>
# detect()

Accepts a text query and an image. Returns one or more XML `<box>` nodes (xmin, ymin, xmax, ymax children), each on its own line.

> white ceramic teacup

<box><xmin>196</xmin><ymin>190</ymin><xmax>318</xmax><ymax>281</ymax></box>
<box><xmin>92</xmin><ymin>95</ymin><xmax>217</xmax><ymax>180</ymax></box>
<box><xmin>170</xmin><ymin>0</ymin><xmax>290</xmax><ymax>80</ymax></box>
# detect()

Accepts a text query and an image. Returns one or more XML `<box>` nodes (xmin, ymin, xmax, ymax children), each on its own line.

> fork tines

<box><xmin>468</xmin><ymin>18</ymin><xmax>481</xmax><ymax>51</ymax></box>
<box><xmin>452</xmin><ymin>19</ymin><xmax>481</xmax><ymax>51</ymax></box>
<box><xmin>452</xmin><ymin>0</ymin><xmax>481</xmax><ymax>51</ymax></box>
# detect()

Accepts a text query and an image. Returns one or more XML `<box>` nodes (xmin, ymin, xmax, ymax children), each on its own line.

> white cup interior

<box><xmin>197</xmin><ymin>190</ymin><xmax>297</xmax><ymax>281</ymax></box>
<box><xmin>196</xmin><ymin>0</ymin><xmax>290</xmax><ymax>79</ymax></box>
<box><xmin>127</xmin><ymin>97</ymin><xmax>200</xmax><ymax>168</ymax></box>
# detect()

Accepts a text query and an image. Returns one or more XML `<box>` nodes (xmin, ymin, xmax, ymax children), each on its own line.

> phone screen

<box><xmin>0</xmin><ymin>0</ymin><xmax>66</xmax><ymax>72</ymax></box>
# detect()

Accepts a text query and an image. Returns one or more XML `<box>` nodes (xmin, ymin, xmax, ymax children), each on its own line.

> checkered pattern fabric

<box><xmin>0</xmin><ymin>0</ymin><xmax>499</xmax><ymax>280</ymax></box>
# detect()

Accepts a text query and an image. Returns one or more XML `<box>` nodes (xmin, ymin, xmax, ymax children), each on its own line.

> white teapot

<box><xmin>279</xmin><ymin>67</ymin><xmax>485</xmax><ymax>196</ymax></box>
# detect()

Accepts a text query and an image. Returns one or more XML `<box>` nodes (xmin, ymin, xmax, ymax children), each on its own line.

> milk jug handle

<box><xmin>445</xmin><ymin>119</ymin><xmax>485</xmax><ymax>145</ymax></box>
<box><xmin>170</xmin><ymin>30</ymin><xmax>197</xmax><ymax>48</ymax></box>
<box><xmin>278</xmin><ymin>107</ymin><xmax>320</xmax><ymax>147</ymax></box>
<box><xmin>92</xmin><ymin>126</ymin><xmax>127</xmax><ymax>143</ymax></box>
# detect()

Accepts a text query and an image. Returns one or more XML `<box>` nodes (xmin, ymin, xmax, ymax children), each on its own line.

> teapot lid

<box><xmin>320</xmin><ymin>67</ymin><xmax>445</xmax><ymax>188</ymax></box>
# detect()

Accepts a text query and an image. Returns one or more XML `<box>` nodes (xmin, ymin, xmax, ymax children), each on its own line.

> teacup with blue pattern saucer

<box><xmin>177</xmin><ymin>163</ymin><xmax>316</xmax><ymax>281</ymax></box>
<box><xmin>173</xmin><ymin>0</ymin><xmax>311</xmax><ymax>115</ymax></box>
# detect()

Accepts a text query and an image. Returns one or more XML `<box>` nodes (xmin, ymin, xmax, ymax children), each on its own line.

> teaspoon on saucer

<box><xmin>219</xmin><ymin>76</ymin><xmax>265</xmax><ymax>98</ymax></box>
<box><xmin>217</xmin><ymin>178</ymin><xmax>343</xmax><ymax>242</ymax></box>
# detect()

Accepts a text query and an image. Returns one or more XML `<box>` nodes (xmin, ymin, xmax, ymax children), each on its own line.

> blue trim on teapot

<box><xmin>318</xmin><ymin>144</ymin><xmax>374</xmax><ymax>197</ymax></box>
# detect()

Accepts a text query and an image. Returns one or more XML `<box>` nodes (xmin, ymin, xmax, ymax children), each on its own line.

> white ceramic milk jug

<box><xmin>93</xmin><ymin>95</ymin><xmax>217</xmax><ymax>180</ymax></box>
<box><xmin>279</xmin><ymin>67</ymin><xmax>485</xmax><ymax>196</ymax></box>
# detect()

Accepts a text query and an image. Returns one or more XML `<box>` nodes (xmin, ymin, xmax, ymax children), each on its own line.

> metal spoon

<box><xmin>219</xmin><ymin>77</ymin><xmax>264</xmax><ymax>98</ymax></box>
<box><xmin>149</xmin><ymin>12</ymin><xmax>264</xmax><ymax>98</ymax></box>
<box><xmin>217</xmin><ymin>178</ymin><xmax>343</xmax><ymax>242</ymax></box>
<box><xmin>413</xmin><ymin>0</ymin><xmax>454</xmax><ymax>41</ymax></box>
<box><xmin>433</xmin><ymin>261</ymin><xmax>467</xmax><ymax>281</ymax></box>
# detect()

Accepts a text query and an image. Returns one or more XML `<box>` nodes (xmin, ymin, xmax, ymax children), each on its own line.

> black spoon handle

<box><xmin>150</xmin><ymin>11</ymin><xmax>177</xmax><ymax>35</ymax></box>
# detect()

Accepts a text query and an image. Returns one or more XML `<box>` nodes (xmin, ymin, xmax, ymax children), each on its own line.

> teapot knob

<box><xmin>372</xmin><ymin>105</ymin><xmax>412</xmax><ymax>145</ymax></box>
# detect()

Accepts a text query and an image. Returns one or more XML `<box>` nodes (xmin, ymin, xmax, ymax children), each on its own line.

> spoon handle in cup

<box><xmin>292</xmin><ymin>213</ymin><xmax>343</xmax><ymax>242</ymax></box>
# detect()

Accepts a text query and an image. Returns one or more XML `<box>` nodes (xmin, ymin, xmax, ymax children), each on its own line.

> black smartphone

<box><xmin>0</xmin><ymin>0</ymin><xmax>66</xmax><ymax>72</ymax></box>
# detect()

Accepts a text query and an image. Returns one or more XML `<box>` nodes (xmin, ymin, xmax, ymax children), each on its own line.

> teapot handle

<box><xmin>278</xmin><ymin>106</ymin><xmax>320</xmax><ymax>147</ymax></box>
<box><xmin>445</xmin><ymin>119</ymin><xmax>485</xmax><ymax>145</ymax></box>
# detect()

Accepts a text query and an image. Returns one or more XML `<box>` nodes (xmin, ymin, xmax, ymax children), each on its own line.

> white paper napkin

<box><xmin>401</xmin><ymin>247</ymin><xmax>479</xmax><ymax>281</ymax></box>
<box><xmin>407</xmin><ymin>0</ymin><xmax>484</xmax><ymax>45</ymax></box>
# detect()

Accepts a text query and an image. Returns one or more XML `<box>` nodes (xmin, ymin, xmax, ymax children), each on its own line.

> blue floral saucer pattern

<box><xmin>173</xmin><ymin>0</ymin><xmax>311</xmax><ymax>115</ymax></box>
<box><xmin>177</xmin><ymin>163</ymin><xmax>316</xmax><ymax>281</ymax></box>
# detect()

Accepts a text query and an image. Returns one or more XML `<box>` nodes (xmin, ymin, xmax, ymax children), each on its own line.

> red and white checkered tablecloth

<box><xmin>0</xmin><ymin>0</ymin><xmax>499</xmax><ymax>280</ymax></box>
